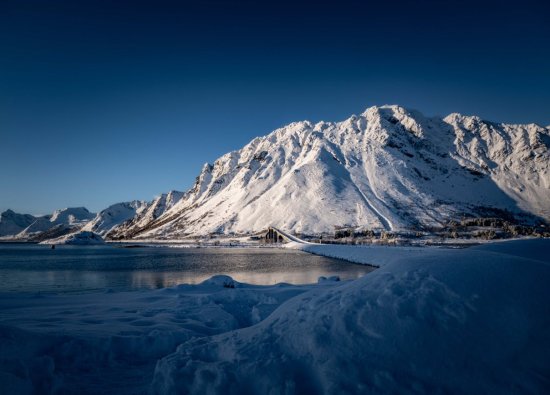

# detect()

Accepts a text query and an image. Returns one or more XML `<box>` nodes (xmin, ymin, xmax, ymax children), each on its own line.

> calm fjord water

<box><xmin>0</xmin><ymin>244</ymin><xmax>373</xmax><ymax>293</ymax></box>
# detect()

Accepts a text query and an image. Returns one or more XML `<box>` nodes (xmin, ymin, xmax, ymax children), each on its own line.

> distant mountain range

<box><xmin>2</xmin><ymin>105</ymin><xmax>549</xmax><ymax>241</ymax></box>
<box><xmin>0</xmin><ymin>207</ymin><xmax>95</xmax><ymax>241</ymax></box>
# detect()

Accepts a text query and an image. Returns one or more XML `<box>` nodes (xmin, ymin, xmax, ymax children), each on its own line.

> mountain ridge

<box><xmin>3</xmin><ymin>105</ymin><xmax>549</xmax><ymax>241</ymax></box>
<box><xmin>106</xmin><ymin>105</ymin><xmax>549</xmax><ymax>239</ymax></box>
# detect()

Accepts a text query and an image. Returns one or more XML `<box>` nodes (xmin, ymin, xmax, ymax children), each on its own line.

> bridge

<box><xmin>262</xmin><ymin>226</ymin><xmax>309</xmax><ymax>244</ymax></box>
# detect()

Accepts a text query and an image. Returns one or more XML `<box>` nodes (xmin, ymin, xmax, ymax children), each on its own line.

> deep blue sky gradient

<box><xmin>1</xmin><ymin>0</ymin><xmax>549</xmax><ymax>215</ymax></box>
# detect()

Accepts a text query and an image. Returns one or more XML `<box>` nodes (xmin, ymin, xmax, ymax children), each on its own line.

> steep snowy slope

<box><xmin>0</xmin><ymin>210</ymin><xmax>36</xmax><ymax>237</ymax></box>
<box><xmin>445</xmin><ymin>113</ymin><xmax>550</xmax><ymax>220</ymax></box>
<box><xmin>108</xmin><ymin>191</ymin><xmax>184</xmax><ymax>238</ymax></box>
<box><xmin>82</xmin><ymin>200</ymin><xmax>148</xmax><ymax>236</ymax></box>
<box><xmin>16</xmin><ymin>207</ymin><xmax>95</xmax><ymax>239</ymax></box>
<box><xmin>108</xmin><ymin>106</ymin><xmax>547</xmax><ymax>239</ymax></box>
<box><xmin>108</xmin><ymin>105</ymin><xmax>549</xmax><ymax>239</ymax></box>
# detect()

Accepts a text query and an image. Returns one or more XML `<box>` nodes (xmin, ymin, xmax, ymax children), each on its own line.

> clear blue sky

<box><xmin>1</xmin><ymin>0</ymin><xmax>549</xmax><ymax>215</ymax></box>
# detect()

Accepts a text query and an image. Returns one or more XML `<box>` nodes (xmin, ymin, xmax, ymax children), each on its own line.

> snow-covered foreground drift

<box><xmin>1</xmin><ymin>240</ymin><xmax>549</xmax><ymax>394</ymax></box>
<box><xmin>153</xmin><ymin>240</ymin><xmax>550</xmax><ymax>394</ymax></box>
<box><xmin>0</xmin><ymin>276</ymin><xmax>327</xmax><ymax>394</ymax></box>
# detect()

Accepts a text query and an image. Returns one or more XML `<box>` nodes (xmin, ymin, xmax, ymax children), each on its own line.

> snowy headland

<box><xmin>1</xmin><ymin>239</ymin><xmax>549</xmax><ymax>394</ymax></box>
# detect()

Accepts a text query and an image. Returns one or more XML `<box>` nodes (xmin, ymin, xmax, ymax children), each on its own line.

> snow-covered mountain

<box><xmin>106</xmin><ymin>105</ymin><xmax>550</xmax><ymax>239</ymax></box>
<box><xmin>0</xmin><ymin>194</ymin><xmax>183</xmax><ymax>240</ymax></box>
<box><xmin>81</xmin><ymin>200</ymin><xmax>149</xmax><ymax>236</ymax></box>
<box><xmin>3</xmin><ymin>105</ymin><xmax>548</xmax><ymax>241</ymax></box>
<box><xmin>65</xmin><ymin>192</ymin><xmax>184</xmax><ymax>238</ymax></box>
<box><xmin>16</xmin><ymin>207</ymin><xmax>96</xmax><ymax>239</ymax></box>
<box><xmin>0</xmin><ymin>210</ymin><xmax>36</xmax><ymax>237</ymax></box>
<box><xmin>106</xmin><ymin>191</ymin><xmax>184</xmax><ymax>238</ymax></box>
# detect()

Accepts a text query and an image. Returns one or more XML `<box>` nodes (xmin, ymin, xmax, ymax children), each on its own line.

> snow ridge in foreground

<box><xmin>151</xmin><ymin>240</ymin><xmax>550</xmax><ymax>394</ymax></box>
<box><xmin>1</xmin><ymin>240</ymin><xmax>548</xmax><ymax>394</ymax></box>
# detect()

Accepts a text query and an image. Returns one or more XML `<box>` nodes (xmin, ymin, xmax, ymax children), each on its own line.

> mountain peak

<box><xmin>50</xmin><ymin>207</ymin><xmax>94</xmax><ymax>223</ymax></box>
<box><xmin>104</xmin><ymin>107</ymin><xmax>549</xmax><ymax>239</ymax></box>
<box><xmin>5</xmin><ymin>106</ymin><xmax>548</xmax><ymax>241</ymax></box>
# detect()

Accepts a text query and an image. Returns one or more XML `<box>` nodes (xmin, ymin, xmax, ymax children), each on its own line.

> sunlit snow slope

<box><xmin>107</xmin><ymin>105</ymin><xmax>549</xmax><ymax>239</ymax></box>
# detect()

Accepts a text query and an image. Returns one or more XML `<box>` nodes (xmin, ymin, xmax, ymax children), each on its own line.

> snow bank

<box><xmin>1</xmin><ymin>240</ymin><xmax>549</xmax><ymax>394</ymax></box>
<box><xmin>39</xmin><ymin>231</ymin><xmax>105</xmax><ymax>245</ymax></box>
<box><xmin>285</xmin><ymin>240</ymin><xmax>445</xmax><ymax>267</ymax></box>
<box><xmin>151</xmin><ymin>239</ymin><xmax>550</xmax><ymax>394</ymax></box>
<box><xmin>0</xmin><ymin>276</ymin><xmax>331</xmax><ymax>394</ymax></box>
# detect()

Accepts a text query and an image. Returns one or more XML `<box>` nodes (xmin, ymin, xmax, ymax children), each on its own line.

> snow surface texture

<box><xmin>38</xmin><ymin>231</ymin><xmax>105</xmax><ymax>245</ymax></box>
<box><xmin>152</xmin><ymin>239</ymin><xmax>550</xmax><ymax>394</ymax></box>
<box><xmin>105</xmin><ymin>105</ymin><xmax>550</xmax><ymax>239</ymax></box>
<box><xmin>1</xmin><ymin>240</ymin><xmax>549</xmax><ymax>394</ymax></box>
<box><xmin>0</xmin><ymin>275</ymin><xmax>325</xmax><ymax>394</ymax></box>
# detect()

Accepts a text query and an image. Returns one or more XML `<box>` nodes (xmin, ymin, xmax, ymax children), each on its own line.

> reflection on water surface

<box><xmin>0</xmin><ymin>244</ymin><xmax>374</xmax><ymax>293</ymax></box>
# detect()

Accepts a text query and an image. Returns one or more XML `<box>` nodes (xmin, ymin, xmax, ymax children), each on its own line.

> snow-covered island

<box><xmin>0</xmin><ymin>239</ymin><xmax>549</xmax><ymax>394</ymax></box>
